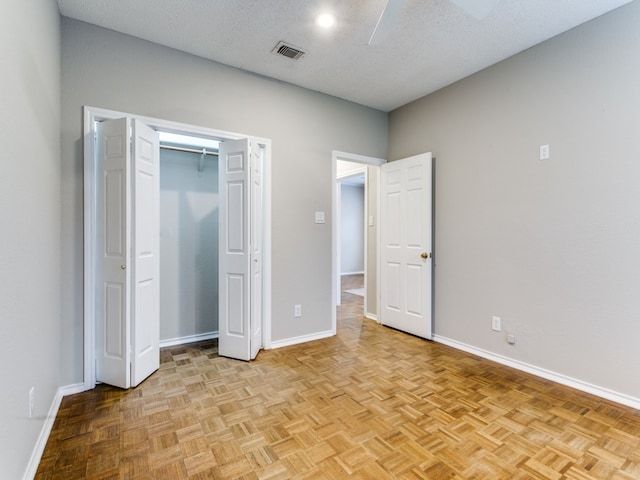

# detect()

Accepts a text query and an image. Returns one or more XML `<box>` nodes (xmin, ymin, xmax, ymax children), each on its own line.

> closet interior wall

<box><xmin>159</xmin><ymin>146</ymin><xmax>219</xmax><ymax>343</ymax></box>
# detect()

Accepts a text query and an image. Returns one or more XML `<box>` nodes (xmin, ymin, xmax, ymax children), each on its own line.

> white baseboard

<box><xmin>269</xmin><ymin>329</ymin><xmax>334</xmax><ymax>349</ymax></box>
<box><xmin>23</xmin><ymin>382</ymin><xmax>89</xmax><ymax>479</ymax></box>
<box><xmin>160</xmin><ymin>331</ymin><xmax>218</xmax><ymax>348</ymax></box>
<box><xmin>433</xmin><ymin>334</ymin><xmax>640</xmax><ymax>411</ymax></box>
<box><xmin>365</xmin><ymin>312</ymin><xmax>378</xmax><ymax>322</ymax></box>
<box><xmin>59</xmin><ymin>382</ymin><xmax>91</xmax><ymax>396</ymax></box>
<box><xmin>341</xmin><ymin>271</ymin><xmax>364</xmax><ymax>276</ymax></box>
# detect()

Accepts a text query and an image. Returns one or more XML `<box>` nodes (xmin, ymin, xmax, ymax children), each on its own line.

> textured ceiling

<box><xmin>56</xmin><ymin>0</ymin><xmax>632</xmax><ymax>112</ymax></box>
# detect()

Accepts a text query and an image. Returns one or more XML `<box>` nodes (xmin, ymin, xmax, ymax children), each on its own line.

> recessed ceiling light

<box><xmin>315</xmin><ymin>13</ymin><xmax>336</xmax><ymax>28</ymax></box>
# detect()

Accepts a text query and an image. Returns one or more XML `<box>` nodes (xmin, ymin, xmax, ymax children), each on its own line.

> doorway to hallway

<box><xmin>331</xmin><ymin>150</ymin><xmax>386</xmax><ymax>335</ymax></box>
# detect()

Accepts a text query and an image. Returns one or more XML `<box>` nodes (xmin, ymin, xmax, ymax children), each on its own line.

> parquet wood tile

<box><xmin>36</xmin><ymin>275</ymin><xmax>640</xmax><ymax>479</ymax></box>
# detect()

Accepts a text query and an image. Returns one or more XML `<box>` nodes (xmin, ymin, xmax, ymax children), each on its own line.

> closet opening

<box><xmin>83</xmin><ymin>106</ymin><xmax>273</xmax><ymax>390</ymax></box>
<box><xmin>158</xmin><ymin>132</ymin><xmax>220</xmax><ymax>347</ymax></box>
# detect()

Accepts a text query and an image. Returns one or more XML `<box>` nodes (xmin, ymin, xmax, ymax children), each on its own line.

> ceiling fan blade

<box><xmin>449</xmin><ymin>0</ymin><xmax>501</xmax><ymax>20</ymax></box>
<box><xmin>368</xmin><ymin>0</ymin><xmax>406</xmax><ymax>46</ymax></box>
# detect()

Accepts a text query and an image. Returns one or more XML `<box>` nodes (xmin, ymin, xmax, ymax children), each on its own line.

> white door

<box><xmin>219</xmin><ymin>138</ymin><xmax>263</xmax><ymax>361</ymax></box>
<box><xmin>95</xmin><ymin>118</ymin><xmax>160</xmax><ymax>389</ymax></box>
<box><xmin>380</xmin><ymin>152</ymin><xmax>433</xmax><ymax>339</ymax></box>
<box><xmin>131</xmin><ymin>119</ymin><xmax>160</xmax><ymax>386</ymax></box>
<box><xmin>96</xmin><ymin>118</ymin><xmax>131</xmax><ymax>389</ymax></box>
<box><xmin>250</xmin><ymin>144</ymin><xmax>264</xmax><ymax>359</ymax></box>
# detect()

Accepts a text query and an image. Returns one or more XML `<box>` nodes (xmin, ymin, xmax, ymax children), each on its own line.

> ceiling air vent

<box><xmin>272</xmin><ymin>41</ymin><xmax>306</xmax><ymax>61</ymax></box>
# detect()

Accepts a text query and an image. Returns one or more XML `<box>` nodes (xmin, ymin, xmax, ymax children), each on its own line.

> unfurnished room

<box><xmin>2</xmin><ymin>1</ymin><xmax>640</xmax><ymax>478</ymax></box>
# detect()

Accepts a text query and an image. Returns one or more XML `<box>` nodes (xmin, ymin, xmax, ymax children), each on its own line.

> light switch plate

<box><xmin>492</xmin><ymin>316</ymin><xmax>501</xmax><ymax>332</ymax></box>
<box><xmin>315</xmin><ymin>211</ymin><xmax>325</xmax><ymax>224</ymax></box>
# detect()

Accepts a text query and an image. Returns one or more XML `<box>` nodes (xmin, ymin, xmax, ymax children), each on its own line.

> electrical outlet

<box><xmin>507</xmin><ymin>334</ymin><xmax>516</xmax><ymax>345</ymax></box>
<box><xmin>29</xmin><ymin>387</ymin><xmax>35</xmax><ymax>418</ymax></box>
<box><xmin>492</xmin><ymin>316</ymin><xmax>501</xmax><ymax>332</ymax></box>
<box><xmin>294</xmin><ymin>304</ymin><xmax>302</xmax><ymax>318</ymax></box>
<box><xmin>539</xmin><ymin>144</ymin><xmax>550</xmax><ymax>160</ymax></box>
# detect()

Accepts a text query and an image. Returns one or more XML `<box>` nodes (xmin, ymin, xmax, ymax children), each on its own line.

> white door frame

<box><xmin>83</xmin><ymin>105</ymin><xmax>272</xmax><ymax>390</ymax></box>
<box><xmin>331</xmin><ymin>151</ymin><xmax>386</xmax><ymax>334</ymax></box>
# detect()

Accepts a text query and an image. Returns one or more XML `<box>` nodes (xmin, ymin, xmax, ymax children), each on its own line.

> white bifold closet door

<box><xmin>218</xmin><ymin>138</ymin><xmax>263</xmax><ymax>361</ymax></box>
<box><xmin>94</xmin><ymin>120</ymin><xmax>263</xmax><ymax>389</ymax></box>
<box><xmin>95</xmin><ymin>117</ymin><xmax>160</xmax><ymax>389</ymax></box>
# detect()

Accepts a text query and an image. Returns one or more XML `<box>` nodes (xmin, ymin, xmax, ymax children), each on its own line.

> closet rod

<box><xmin>160</xmin><ymin>144</ymin><xmax>219</xmax><ymax>157</ymax></box>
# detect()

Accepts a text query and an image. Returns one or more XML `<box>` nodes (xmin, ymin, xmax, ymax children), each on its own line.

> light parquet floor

<box><xmin>36</xmin><ymin>277</ymin><xmax>640</xmax><ymax>479</ymax></box>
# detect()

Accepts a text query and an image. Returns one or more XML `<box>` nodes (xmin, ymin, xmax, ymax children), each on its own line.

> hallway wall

<box><xmin>340</xmin><ymin>184</ymin><xmax>365</xmax><ymax>275</ymax></box>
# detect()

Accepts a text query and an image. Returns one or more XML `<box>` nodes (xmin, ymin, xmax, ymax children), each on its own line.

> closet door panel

<box><xmin>96</xmin><ymin>117</ymin><xmax>131</xmax><ymax>389</ymax></box>
<box><xmin>131</xmin><ymin>119</ymin><xmax>160</xmax><ymax>387</ymax></box>
<box><xmin>219</xmin><ymin>139</ymin><xmax>251</xmax><ymax>361</ymax></box>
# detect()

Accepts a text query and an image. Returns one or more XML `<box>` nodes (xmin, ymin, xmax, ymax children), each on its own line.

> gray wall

<box><xmin>60</xmin><ymin>18</ymin><xmax>388</xmax><ymax>383</ymax></box>
<box><xmin>340</xmin><ymin>184</ymin><xmax>365</xmax><ymax>274</ymax></box>
<box><xmin>365</xmin><ymin>166</ymin><xmax>379</xmax><ymax>318</ymax></box>
<box><xmin>389</xmin><ymin>2</ymin><xmax>640</xmax><ymax>400</ymax></box>
<box><xmin>160</xmin><ymin>149</ymin><xmax>218</xmax><ymax>341</ymax></box>
<box><xmin>0</xmin><ymin>1</ymin><xmax>61</xmax><ymax>477</ymax></box>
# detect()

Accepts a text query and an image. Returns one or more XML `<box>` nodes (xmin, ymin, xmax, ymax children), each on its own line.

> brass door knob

<box><xmin>121</xmin><ymin>265</ymin><xmax>126</xmax><ymax>270</ymax></box>
<box><xmin>420</xmin><ymin>252</ymin><xmax>431</xmax><ymax>259</ymax></box>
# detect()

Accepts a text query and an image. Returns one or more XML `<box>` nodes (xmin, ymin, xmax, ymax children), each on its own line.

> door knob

<box><xmin>420</xmin><ymin>252</ymin><xmax>431</xmax><ymax>259</ymax></box>
<box><xmin>121</xmin><ymin>265</ymin><xmax>126</xmax><ymax>270</ymax></box>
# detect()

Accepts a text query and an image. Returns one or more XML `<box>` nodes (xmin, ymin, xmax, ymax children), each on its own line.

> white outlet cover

<box><xmin>539</xmin><ymin>144</ymin><xmax>550</xmax><ymax>160</ymax></box>
<box><xmin>315</xmin><ymin>211</ymin><xmax>325</xmax><ymax>224</ymax></box>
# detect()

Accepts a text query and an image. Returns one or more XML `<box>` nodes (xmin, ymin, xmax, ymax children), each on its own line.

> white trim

<box><xmin>335</xmin><ymin>178</ymin><xmax>341</xmax><ymax>309</ymax></box>
<box><xmin>332</xmin><ymin>151</ymin><xmax>386</xmax><ymax>336</ymax></box>
<box><xmin>269</xmin><ymin>329</ymin><xmax>335</xmax><ymax>350</ymax></box>
<box><xmin>365</xmin><ymin>313</ymin><xmax>378</xmax><ymax>322</ymax></box>
<box><xmin>83</xmin><ymin>105</ymin><xmax>272</xmax><ymax>388</ymax></box>
<box><xmin>375</xmin><ymin>166</ymin><xmax>382</xmax><ymax>325</ymax></box>
<box><xmin>337</xmin><ymin>167</ymin><xmax>367</xmax><ymax>181</ymax></box>
<box><xmin>23</xmin><ymin>387</ymin><xmax>60</xmax><ymax>479</ymax></box>
<box><xmin>334</xmin><ymin>150</ymin><xmax>386</xmax><ymax>166</ymax></box>
<box><xmin>23</xmin><ymin>382</ymin><xmax>92</xmax><ymax>479</ymax></box>
<box><xmin>160</xmin><ymin>332</ymin><xmax>218</xmax><ymax>348</ymax></box>
<box><xmin>262</xmin><ymin>141</ymin><xmax>272</xmax><ymax>350</ymax></box>
<box><xmin>341</xmin><ymin>271</ymin><xmax>365</xmax><ymax>276</ymax></box>
<box><xmin>433</xmin><ymin>334</ymin><xmax>640</xmax><ymax>411</ymax></box>
<box><xmin>332</xmin><ymin>155</ymin><xmax>337</xmax><ymax>331</ymax></box>
<box><xmin>59</xmin><ymin>383</ymin><xmax>89</xmax><ymax>397</ymax></box>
